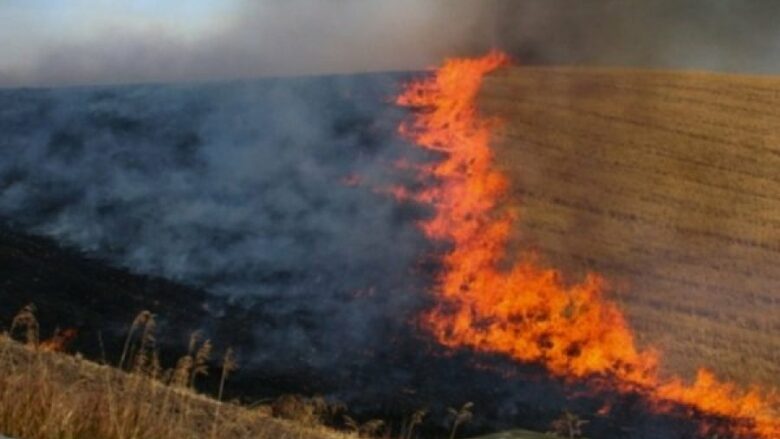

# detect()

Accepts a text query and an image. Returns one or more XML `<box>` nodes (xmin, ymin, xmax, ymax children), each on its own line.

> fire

<box><xmin>396</xmin><ymin>52</ymin><xmax>780</xmax><ymax>438</ymax></box>
<box><xmin>40</xmin><ymin>328</ymin><xmax>78</xmax><ymax>353</ymax></box>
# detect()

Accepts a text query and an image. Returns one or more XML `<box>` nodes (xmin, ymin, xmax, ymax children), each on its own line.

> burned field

<box><xmin>0</xmin><ymin>227</ymin><xmax>748</xmax><ymax>439</ymax></box>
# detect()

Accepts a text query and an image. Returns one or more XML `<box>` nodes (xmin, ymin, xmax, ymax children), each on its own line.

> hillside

<box><xmin>0</xmin><ymin>332</ymin><xmax>349</xmax><ymax>439</ymax></box>
<box><xmin>0</xmin><ymin>328</ymin><xmax>560</xmax><ymax>439</ymax></box>
<box><xmin>0</xmin><ymin>72</ymin><xmax>597</xmax><ymax>437</ymax></box>
<box><xmin>2</xmin><ymin>66</ymin><xmax>767</xmax><ymax>437</ymax></box>
<box><xmin>0</xmin><ymin>225</ymin><xmax>215</xmax><ymax>354</ymax></box>
<box><xmin>479</xmin><ymin>66</ymin><xmax>780</xmax><ymax>388</ymax></box>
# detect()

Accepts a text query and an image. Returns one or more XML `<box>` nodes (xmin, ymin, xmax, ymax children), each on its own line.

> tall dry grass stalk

<box><xmin>0</xmin><ymin>308</ymin><xmax>349</xmax><ymax>439</ymax></box>
<box><xmin>211</xmin><ymin>347</ymin><xmax>238</xmax><ymax>439</ymax></box>
<box><xmin>10</xmin><ymin>304</ymin><xmax>39</xmax><ymax>347</ymax></box>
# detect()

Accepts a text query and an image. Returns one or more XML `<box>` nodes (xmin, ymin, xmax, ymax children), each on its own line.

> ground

<box><xmin>481</xmin><ymin>66</ymin><xmax>780</xmax><ymax>388</ymax></box>
<box><xmin>0</xmin><ymin>334</ymin><xmax>351</xmax><ymax>439</ymax></box>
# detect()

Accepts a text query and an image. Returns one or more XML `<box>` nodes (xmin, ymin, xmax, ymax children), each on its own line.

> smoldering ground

<box><xmin>0</xmin><ymin>73</ymin><xmax>442</xmax><ymax>373</ymax></box>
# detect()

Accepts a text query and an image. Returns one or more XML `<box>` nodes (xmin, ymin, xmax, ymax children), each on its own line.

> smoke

<box><xmin>487</xmin><ymin>0</ymin><xmax>780</xmax><ymax>73</ymax></box>
<box><xmin>2</xmin><ymin>0</ymin><xmax>779</xmax><ymax>88</ymax></box>
<box><xmin>0</xmin><ymin>74</ymin><xmax>725</xmax><ymax>436</ymax></box>
<box><xmin>0</xmin><ymin>74</ymin><xmax>438</xmax><ymax>369</ymax></box>
<box><xmin>2</xmin><ymin>4</ymin><xmax>777</xmax><ymax>435</ymax></box>
<box><xmin>0</xmin><ymin>0</ymin><xmax>491</xmax><ymax>87</ymax></box>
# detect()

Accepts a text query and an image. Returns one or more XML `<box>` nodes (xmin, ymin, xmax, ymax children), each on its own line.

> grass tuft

<box><xmin>0</xmin><ymin>306</ymin><xmax>351</xmax><ymax>439</ymax></box>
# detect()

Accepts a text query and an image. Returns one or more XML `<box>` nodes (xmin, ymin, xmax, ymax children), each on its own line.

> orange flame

<box><xmin>396</xmin><ymin>52</ymin><xmax>780</xmax><ymax>438</ymax></box>
<box><xmin>40</xmin><ymin>328</ymin><xmax>77</xmax><ymax>353</ymax></box>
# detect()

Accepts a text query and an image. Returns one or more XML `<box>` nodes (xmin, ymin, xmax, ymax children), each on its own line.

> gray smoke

<box><xmin>2</xmin><ymin>0</ymin><xmax>780</xmax><ymax>88</ymax></box>
<box><xmin>487</xmin><ymin>0</ymin><xmax>780</xmax><ymax>73</ymax></box>
<box><xmin>0</xmin><ymin>74</ymin><xmax>435</xmax><ymax>368</ymax></box>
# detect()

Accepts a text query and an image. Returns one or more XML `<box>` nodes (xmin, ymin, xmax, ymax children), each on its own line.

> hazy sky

<box><xmin>2</xmin><ymin>1</ymin><xmax>780</xmax><ymax>87</ymax></box>
<box><xmin>1</xmin><ymin>0</ymin><xmax>489</xmax><ymax>86</ymax></box>
<box><xmin>0</xmin><ymin>1</ymin><xmax>234</xmax><ymax>71</ymax></box>
<box><xmin>0</xmin><ymin>0</ymin><xmax>241</xmax><ymax>85</ymax></box>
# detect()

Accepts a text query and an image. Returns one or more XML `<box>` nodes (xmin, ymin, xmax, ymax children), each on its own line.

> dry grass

<box><xmin>0</xmin><ymin>309</ymin><xmax>352</xmax><ymax>439</ymax></box>
<box><xmin>0</xmin><ymin>306</ymin><xmax>514</xmax><ymax>439</ymax></box>
<box><xmin>480</xmin><ymin>66</ymin><xmax>780</xmax><ymax>388</ymax></box>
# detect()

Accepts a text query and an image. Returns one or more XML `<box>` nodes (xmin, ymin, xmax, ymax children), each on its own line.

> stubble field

<box><xmin>480</xmin><ymin>66</ymin><xmax>780</xmax><ymax>388</ymax></box>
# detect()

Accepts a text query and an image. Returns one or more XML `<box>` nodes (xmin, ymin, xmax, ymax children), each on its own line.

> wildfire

<box><xmin>40</xmin><ymin>328</ymin><xmax>78</xmax><ymax>353</ymax></box>
<box><xmin>396</xmin><ymin>52</ymin><xmax>780</xmax><ymax>438</ymax></box>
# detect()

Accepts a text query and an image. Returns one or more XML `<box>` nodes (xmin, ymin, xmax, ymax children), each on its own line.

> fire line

<box><xmin>396</xmin><ymin>52</ymin><xmax>780</xmax><ymax>438</ymax></box>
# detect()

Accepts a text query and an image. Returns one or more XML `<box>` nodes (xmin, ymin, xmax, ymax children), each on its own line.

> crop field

<box><xmin>479</xmin><ymin>66</ymin><xmax>780</xmax><ymax>388</ymax></box>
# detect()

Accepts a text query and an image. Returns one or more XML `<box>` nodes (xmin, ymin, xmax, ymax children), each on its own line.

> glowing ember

<box><xmin>396</xmin><ymin>52</ymin><xmax>780</xmax><ymax>438</ymax></box>
<box><xmin>40</xmin><ymin>328</ymin><xmax>78</xmax><ymax>353</ymax></box>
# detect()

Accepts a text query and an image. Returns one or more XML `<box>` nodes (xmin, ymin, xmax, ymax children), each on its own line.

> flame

<box><xmin>40</xmin><ymin>328</ymin><xmax>77</xmax><ymax>353</ymax></box>
<box><xmin>396</xmin><ymin>52</ymin><xmax>780</xmax><ymax>438</ymax></box>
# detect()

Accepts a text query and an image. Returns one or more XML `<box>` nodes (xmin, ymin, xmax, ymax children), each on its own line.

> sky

<box><xmin>0</xmin><ymin>0</ymin><xmax>247</xmax><ymax>86</ymax></box>
<box><xmin>1</xmin><ymin>0</ymin><xmax>488</xmax><ymax>86</ymax></box>
<box><xmin>2</xmin><ymin>0</ymin><xmax>780</xmax><ymax>87</ymax></box>
<box><xmin>0</xmin><ymin>0</ymin><xmax>235</xmax><ymax>81</ymax></box>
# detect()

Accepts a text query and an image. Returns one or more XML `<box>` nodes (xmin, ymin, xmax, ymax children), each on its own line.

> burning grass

<box><xmin>479</xmin><ymin>65</ymin><xmax>780</xmax><ymax>389</ymax></box>
<box><xmin>395</xmin><ymin>53</ymin><xmax>780</xmax><ymax>438</ymax></box>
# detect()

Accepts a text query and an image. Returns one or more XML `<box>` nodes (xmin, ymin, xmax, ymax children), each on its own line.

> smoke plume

<box><xmin>2</xmin><ymin>0</ymin><xmax>780</xmax><ymax>87</ymax></box>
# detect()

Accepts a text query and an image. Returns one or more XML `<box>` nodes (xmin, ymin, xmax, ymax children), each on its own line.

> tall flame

<box><xmin>396</xmin><ymin>52</ymin><xmax>780</xmax><ymax>438</ymax></box>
